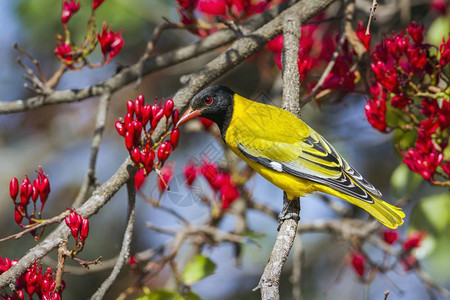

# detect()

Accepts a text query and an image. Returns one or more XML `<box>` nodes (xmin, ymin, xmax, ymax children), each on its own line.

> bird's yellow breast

<box><xmin>224</xmin><ymin>94</ymin><xmax>317</xmax><ymax>198</ymax></box>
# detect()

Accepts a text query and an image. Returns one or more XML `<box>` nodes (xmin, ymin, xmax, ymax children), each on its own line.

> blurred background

<box><xmin>0</xmin><ymin>0</ymin><xmax>449</xmax><ymax>299</ymax></box>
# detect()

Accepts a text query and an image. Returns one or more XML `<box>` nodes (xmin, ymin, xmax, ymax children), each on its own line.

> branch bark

<box><xmin>0</xmin><ymin>0</ymin><xmax>298</xmax><ymax>114</ymax></box>
<box><xmin>258</xmin><ymin>12</ymin><xmax>302</xmax><ymax>300</ymax></box>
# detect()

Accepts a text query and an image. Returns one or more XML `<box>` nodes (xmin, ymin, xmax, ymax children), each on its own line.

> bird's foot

<box><xmin>277</xmin><ymin>194</ymin><xmax>301</xmax><ymax>231</ymax></box>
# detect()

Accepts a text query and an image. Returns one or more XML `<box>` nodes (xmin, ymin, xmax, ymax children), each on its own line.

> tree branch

<box><xmin>91</xmin><ymin>175</ymin><xmax>136</xmax><ymax>300</ymax></box>
<box><xmin>257</xmin><ymin>12</ymin><xmax>302</xmax><ymax>300</ymax></box>
<box><xmin>0</xmin><ymin>0</ymin><xmax>298</xmax><ymax>115</ymax></box>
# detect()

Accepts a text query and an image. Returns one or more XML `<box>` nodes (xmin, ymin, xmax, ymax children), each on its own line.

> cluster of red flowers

<box><xmin>115</xmin><ymin>95</ymin><xmax>180</xmax><ymax>190</ymax></box>
<box><xmin>65</xmin><ymin>209</ymin><xmax>89</xmax><ymax>251</ymax></box>
<box><xmin>0</xmin><ymin>258</ymin><xmax>63</xmax><ymax>300</ymax></box>
<box><xmin>350</xmin><ymin>229</ymin><xmax>427</xmax><ymax>278</ymax></box>
<box><xmin>55</xmin><ymin>0</ymin><xmax>124</xmax><ymax>67</ymax></box>
<box><xmin>267</xmin><ymin>20</ymin><xmax>369</xmax><ymax>93</ymax></box>
<box><xmin>9</xmin><ymin>168</ymin><xmax>51</xmax><ymax>239</ymax></box>
<box><xmin>182</xmin><ymin>160</ymin><xmax>240</xmax><ymax>209</ymax></box>
<box><xmin>364</xmin><ymin>22</ymin><xmax>449</xmax><ymax>184</ymax></box>
<box><xmin>174</xmin><ymin>0</ymin><xmax>284</xmax><ymax>37</ymax></box>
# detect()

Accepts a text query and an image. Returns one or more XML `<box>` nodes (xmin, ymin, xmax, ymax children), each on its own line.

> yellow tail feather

<box><xmin>318</xmin><ymin>185</ymin><xmax>405</xmax><ymax>229</ymax></box>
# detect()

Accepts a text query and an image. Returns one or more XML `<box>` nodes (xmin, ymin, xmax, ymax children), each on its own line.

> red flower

<box><xmin>183</xmin><ymin>163</ymin><xmax>197</xmax><ymax>186</ymax></box>
<box><xmin>407</xmin><ymin>46</ymin><xmax>428</xmax><ymax>70</ymax></box>
<box><xmin>54</xmin><ymin>41</ymin><xmax>73</xmax><ymax>62</ymax></box>
<box><xmin>402</xmin><ymin>147</ymin><xmax>443</xmax><ymax>180</ymax></box>
<box><xmin>382</xmin><ymin>229</ymin><xmax>399</xmax><ymax>244</ymax></box>
<box><xmin>176</xmin><ymin>0</ymin><xmax>198</xmax><ymax>11</ymax></box>
<box><xmin>401</xmin><ymin>254</ymin><xmax>417</xmax><ymax>271</ymax></box>
<box><xmin>220</xmin><ymin>182</ymin><xmax>240</xmax><ymax>209</ymax></box>
<box><xmin>391</xmin><ymin>93</ymin><xmax>412</xmax><ymax>109</ymax></box>
<box><xmin>407</xmin><ymin>22</ymin><xmax>424</xmax><ymax>44</ymax></box>
<box><xmin>196</xmin><ymin>0</ymin><xmax>227</xmax><ymax>16</ymax></box>
<box><xmin>371</xmin><ymin>61</ymin><xmax>398</xmax><ymax>91</ymax></box>
<box><xmin>199</xmin><ymin>117</ymin><xmax>214</xmax><ymax>129</ymax></box>
<box><xmin>267</xmin><ymin>35</ymin><xmax>283</xmax><ymax>53</ymax></box>
<box><xmin>442</xmin><ymin>161</ymin><xmax>450</xmax><ymax>177</ymax></box>
<box><xmin>351</xmin><ymin>252</ymin><xmax>366</xmax><ymax>277</ymax></box>
<box><xmin>364</xmin><ymin>92</ymin><xmax>387</xmax><ymax>133</ymax></box>
<box><xmin>356</xmin><ymin>21</ymin><xmax>371</xmax><ymax>51</ymax></box>
<box><xmin>158</xmin><ymin>165</ymin><xmax>173</xmax><ymax>192</ymax></box>
<box><xmin>97</xmin><ymin>24</ymin><xmax>124</xmax><ymax>62</ymax></box>
<box><xmin>200</xmin><ymin>160</ymin><xmax>218</xmax><ymax>188</ymax></box>
<box><xmin>134</xmin><ymin>169</ymin><xmax>146</xmax><ymax>190</ymax></box>
<box><xmin>431</xmin><ymin>0</ymin><xmax>447</xmax><ymax>15</ymax></box>
<box><xmin>10</xmin><ymin>177</ymin><xmax>19</xmax><ymax>201</ymax></box>
<box><xmin>403</xmin><ymin>231</ymin><xmax>426</xmax><ymax>251</ymax></box>
<box><xmin>61</xmin><ymin>0</ymin><xmax>80</xmax><ymax>25</ymax></box>
<box><xmin>92</xmin><ymin>0</ymin><xmax>105</xmax><ymax>10</ymax></box>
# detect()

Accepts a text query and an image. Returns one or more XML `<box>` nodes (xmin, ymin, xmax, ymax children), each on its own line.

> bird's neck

<box><xmin>213</xmin><ymin>99</ymin><xmax>234</xmax><ymax>140</ymax></box>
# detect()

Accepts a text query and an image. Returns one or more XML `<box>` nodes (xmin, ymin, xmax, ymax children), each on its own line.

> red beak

<box><xmin>175</xmin><ymin>107</ymin><xmax>202</xmax><ymax>128</ymax></box>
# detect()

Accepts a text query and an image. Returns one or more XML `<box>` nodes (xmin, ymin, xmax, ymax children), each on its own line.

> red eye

<box><xmin>205</xmin><ymin>97</ymin><xmax>213</xmax><ymax>105</ymax></box>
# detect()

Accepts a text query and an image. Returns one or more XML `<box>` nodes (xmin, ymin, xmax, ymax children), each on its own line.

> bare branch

<box><xmin>0</xmin><ymin>0</ymin><xmax>298</xmax><ymax>115</ymax></box>
<box><xmin>258</xmin><ymin>13</ymin><xmax>302</xmax><ymax>300</ymax></box>
<box><xmin>73</xmin><ymin>91</ymin><xmax>112</xmax><ymax>208</ymax></box>
<box><xmin>91</xmin><ymin>175</ymin><xmax>136</xmax><ymax>300</ymax></box>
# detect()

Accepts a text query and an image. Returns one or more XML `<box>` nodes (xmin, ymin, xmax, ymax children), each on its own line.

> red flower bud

<box><xmin>14</xmin><ymin>209</ymin><xmax>23</xmax><ymax>226</ymax></box>
<box><xmin>157</xmin><ymin>166</ymin><xmax>173</xmax><ymax>192</ymax></box>
<box><xmin>126</xmin><ymin>100</ymin><xmax>135</xmax><ymax>115</ymax></box>
<box><xmin>20</xmin><ymin>181</ymin><xmax>30</xmax><ymax>206</ymax></box>
<box><xmin>61</xmin><ymin>0</ymin><xmax>80</xmax><ymax>25</ymax></box>
<box><xmin>163</xmin><ymin>99</ymin><xmax>174</xmax><ymax>118</ymax></box>
<box><xmin>131</xmin><ymin>148</ymin><xmax>141</xmax><ymax>164</ymax></box>
<box><xmin>10</xmin><ymin>177</ymin><xmax>19</xmax><ymax>201</ymax></box>
<box><xmin>382</xmin><ymin>229</ymin><xmax>399</xmax><ymax>245</ymax></box>
<box><xmin>351</xmin><ymin>252</ymin><xmax>366</xmax><ymax>277</ymax></box>
<box><xmin>183</xmin><ymin>163</ymin><xmax>197</xmax><ymax>186</ymax></box>
<box><xmin>172</xmin><ymin>109</ymin><xmax>179</xmax><ymax>125</ymax></box>
<box><xmin>124</xmin><ymin>132</ymin><xmax>134</xmax><ymax>151</ymax></box>
<box><xmin>152</xmin><ymin>107</ymin><xmax>165</xmax><ymax>128</ymax></box>
<box><xmin>31</xmin><ymin>186</ymin><xmax>39</xmax><ymax>203</ymax></box>
<box><xmin>403</xmin><ymin>231</ymin><xmax>426</xmax><ymax>251</ymax></box>
<box><xmin>80</xmin><ymin>218</ymin><xmax>89</xmax><ymax>243</ymax></box>
<box><xmin>142</xmin><ymin>105</ymin><xmax>152</xmax><ymax>126</ymax></box>
<box><xmin>133</xmin><ymin>120</ymin><xmax>143</xmax><ymax>139</ymax></box>
<box><xmin>134</xmin><ymin>169</ymin><xmax>146</xmax><ymax>190</ymax></box>
<box><xmin>157</xmin><ymin>141</ymin><xmax>172</xmax><ymax>164</ymax></box>
<box><xmin>92</xmin><ymin>0</ymin><xmax>105</xmax><ymax>10</ymax></box>
<box><xmin>135</xmin><ymin>95</ymin><xmax>144</xmax><ymax>117</ymax></box>
<box><xmin>115</xmin><ymin>121</ymin><xmax>125</xmax><ymax>136</ymax></box>
<box><xmin>124</xmin><ymin>113</ymin><xmax>133</xmax><ymax>129</ymax></box>
<box><xmin>97</xmin><ymin>23</ymin><xmax>123</xmax><ymax>62</ymax></box>
<box><xmin>199</xmin><ymin>117</ymin><xmax>214</xmax><ymax>129</ymax></box>
<box><xmin>170</xmin><ymin>128</ymin><xmax>180</xmax><ymax>148</ymax></box>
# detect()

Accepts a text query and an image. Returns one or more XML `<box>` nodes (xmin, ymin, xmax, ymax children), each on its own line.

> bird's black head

<box><xmin>177</xmin><ymin>85</ymin><xmax>235</xmax><ymax>134</ymax></box>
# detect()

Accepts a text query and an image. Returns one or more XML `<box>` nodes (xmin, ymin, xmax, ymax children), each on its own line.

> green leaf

<box><xmin>136</xmin><ymin>289</ymin><xmax>184</xmax><ymax>300</ymax></box>
<box><xmin>390</xmin><ymin>163</ymin><xmax>423</xmax><ymax>197</ymax></box>
<box><xmin>184</xmin><ymin>291</ymin><xmax>202</xmax><ymax>300</ymax></box>
<box><xmin>427</xmin><ymin>16</ymin><xmax>450</xmax><ymax>47</ymax></box>
<box><xmin>181</xmin><ymin>255</ymin><xmax>216</xmax><ymax>286</ymax></box>
<box><xmin>409</xmin><ymin>193</ymin><xmax>450</xmax><ymax>259</ymax></box>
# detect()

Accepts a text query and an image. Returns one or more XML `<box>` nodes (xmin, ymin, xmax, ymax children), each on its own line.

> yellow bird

<box><xmin>176</xmin><ymin>85</ymin><xmax>405</xmax><ymax>229</ymax></box>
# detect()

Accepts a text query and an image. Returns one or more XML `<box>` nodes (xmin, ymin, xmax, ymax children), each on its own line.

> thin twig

<box><xmin>91</xmin><ymin>175</ymin><xmax>136</xmax><ymax>300</ymax></box>
<box><xmin>73</xmin><ymin>92</ymin><xmax>112</xmax><ymax>208</ymax></box>
<box><xmin>300</xmin><ymin>0</ymin><xmax>349</xmax><ymax>107</ymax></box>
<box><xmin>365</xmin><ymin>0</ymin><xmax>378</xmax><ymax>35</ymax></box>
<box><xmin>0</xmin><ymin>211</ymin><xmax>69</xmax><ymax>242</ymax></box>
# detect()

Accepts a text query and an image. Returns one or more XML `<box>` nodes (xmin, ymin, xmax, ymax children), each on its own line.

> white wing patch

<box><xmin>270</xmin><ymin>161</ymin><xmax>283</xmax><ymax>172</ymax></box>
